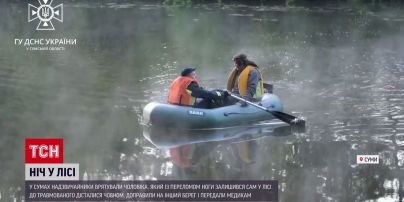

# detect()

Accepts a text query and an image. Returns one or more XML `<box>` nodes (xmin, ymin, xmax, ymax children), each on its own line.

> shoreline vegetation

<box><xmin>9</xmin><ymin>0</ymin><xmax>404</xmax><ymax>11</ymax></box>
<box><xmin>160</xmin><ymin>0</ymin><xmax>404</xmax><ymax>6</ymax></box>
<box><xmin>158</xmin><ymin>0</ymin><xmax>404</xmax><ymax>16</ymax></box>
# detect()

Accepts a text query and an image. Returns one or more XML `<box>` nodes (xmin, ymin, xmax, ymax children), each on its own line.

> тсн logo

<box><xmin>28</xmin><ymin>0</ymin><xmax>63</xmax><ymax>30</ymax></box>
<box><xmin>25</xmin><ymin>138</ymin><xmax>64</xmax><ymax>163</ymax></box>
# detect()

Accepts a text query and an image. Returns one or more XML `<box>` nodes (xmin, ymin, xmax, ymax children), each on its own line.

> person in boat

<box><xmin>168</xmin><ymin>67</ymin><xmax>225</xmax><ymax>108</ymax></box>
<box><xmin>225</xmin><ymin>54</ymin><xmax>265</xmax><ymax>106</ymax></box>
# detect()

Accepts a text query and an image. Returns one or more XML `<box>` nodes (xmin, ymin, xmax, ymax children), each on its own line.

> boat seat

<box><xmin>263</xmin><ymin>83</ymin><xmax>273</xmax><ymax>93</ymax></box>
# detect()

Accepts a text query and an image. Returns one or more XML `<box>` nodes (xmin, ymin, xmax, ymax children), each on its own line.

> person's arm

<box><xmin>245</xmin><ymin>69</ymin><xmax>259</xmax><ymax>100</ymax></box>
<box><xmin>187</xmin><ymin>82</ymin><xmax>215</xmax><ymax>99</ymax></box>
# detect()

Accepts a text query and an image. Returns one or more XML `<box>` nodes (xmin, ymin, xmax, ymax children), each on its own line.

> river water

<box><xmin>0</xmin><ymin>1</ymin><xmax>403</xmax><ymax>201</ymax></box>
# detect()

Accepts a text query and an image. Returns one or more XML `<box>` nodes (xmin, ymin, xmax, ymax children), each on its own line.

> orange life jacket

<box><xmin>169</xmin><ymin>145</ymin><xmax>195</xmax><ymax>168</ymax></box>
<box><xmin>168</xmin><ymin>76</ymin><xmax>198</xmax><ymax>106</ymax></box>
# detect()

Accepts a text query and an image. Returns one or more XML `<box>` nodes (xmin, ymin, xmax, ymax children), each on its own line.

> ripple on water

<box><xmin>371</xmin><ymin>134</ymin><xmax>394</xmax><ymax>145</ymax></box>
<box><xmin>380</xmin><ymin>151</ymin><xmax>397</xmax><ymax>167</ymax></box>
<box><xmin>392</xmin><ymin>115</ymin><xmax>404</xmax><ymax>120</ymax></box>
<box><xmin>228</xmin><ymin>13</ymin><xmax>254</xmax><ymax>17</ymax></box>
<box><xmin>397</xmin><ymin>150</ymin><xmax>404</xmax><ymax>166</ymax></box>
<box><xmin>396</xmin><ymin>134</ymin><xmax>404</xmax><ymax>146</ymax></box>
<box><xmin>106</xmin><ymin>2</ymin><xmax>136</xmax><ymax>9</ymax></box>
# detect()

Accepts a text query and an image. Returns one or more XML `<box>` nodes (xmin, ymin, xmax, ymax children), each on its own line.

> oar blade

<box><xmin>270</xmin><ymin>111</ymin><xmax>306</xmax><ymax>127</ymax></box>
<box><xmin>229</xmin><ymin>92</ymin><xmax>306</xmax><ymax>127</ymax></box>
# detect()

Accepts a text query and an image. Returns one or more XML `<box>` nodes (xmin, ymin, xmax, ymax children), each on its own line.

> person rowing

<box><xmin>168</xmin><ymin>67</ymin><xmax>226</xmax><ymax>108</ymax></box>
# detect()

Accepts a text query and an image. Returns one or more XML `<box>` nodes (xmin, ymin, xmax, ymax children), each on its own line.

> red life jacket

<box><xmin>168</xmin><ymin>76</ymin><xmax>198</xmax><ymax>106</ymax></box>
<box><xmin>169</xmin><ymin>145</ymin><xmax>195</xmax><ymax>168</ymax></box>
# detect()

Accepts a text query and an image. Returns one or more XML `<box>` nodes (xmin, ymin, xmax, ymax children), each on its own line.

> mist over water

<box><xmin>0</xmin><ymin>1</ymin><xmax>403</xmax><ymax>201</ymax></box>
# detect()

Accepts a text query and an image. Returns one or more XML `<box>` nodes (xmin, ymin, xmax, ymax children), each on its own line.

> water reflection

<box><xmin>143</xmin><ymin>122</ymin><xmax>295</xmax><ymax>148</ymax></box>
<box><xmin>143</xmin><ymin>122</ymin><xmax>301</xmax><ymax>178</ymax></box>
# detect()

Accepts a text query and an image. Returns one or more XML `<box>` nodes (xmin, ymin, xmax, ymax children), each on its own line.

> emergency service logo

<box><xmin>28</xmin><ymin>0</ymin><xmax>63</xmax><ymax>30</ymax></box>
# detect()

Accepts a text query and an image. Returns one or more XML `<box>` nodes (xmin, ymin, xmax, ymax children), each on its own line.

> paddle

<box><xmin>228</xmin><ymin>93</ymin><xmax>305</xmax><ymax>127</ymax></box>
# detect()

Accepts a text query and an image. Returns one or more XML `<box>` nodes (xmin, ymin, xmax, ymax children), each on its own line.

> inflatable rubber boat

<box><xmin>142</xmin><ymin>93</ymin><xmax>283</xmax><ymax>130</ymax></box>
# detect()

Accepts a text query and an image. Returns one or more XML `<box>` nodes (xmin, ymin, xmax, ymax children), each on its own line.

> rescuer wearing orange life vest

<box><xmin>226</xmin><ymin>54</ymin><xmax>264</xmax><ymax>106</ymax></box>
<box><xmin>168</xmin><ymin>67</ymin><xmax>224</xmax><ymax>108</ymax></box>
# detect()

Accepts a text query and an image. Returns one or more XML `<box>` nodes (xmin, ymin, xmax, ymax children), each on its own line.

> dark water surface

<box><xmin>0</xmin><ymin>1</ymin><xmax>403</xmax><ymax>201</ymax></box>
